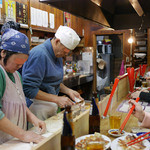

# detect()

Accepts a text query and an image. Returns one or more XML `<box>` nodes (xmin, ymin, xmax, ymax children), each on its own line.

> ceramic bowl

<box><xmin>108</xmin><ymin>129</ymin><xmax>125</xmax><ymax>137</ymax></box>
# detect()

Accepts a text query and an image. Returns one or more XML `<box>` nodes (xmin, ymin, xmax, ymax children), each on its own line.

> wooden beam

<box><xmin>90</xmin><ymin>0</ymin><xmax>102</xmax><ymax>6</ymax></box>
<box><xmin>129</xmin><ymin>0</ymin><xmax>144</xmax><ymax>16</ymax></box>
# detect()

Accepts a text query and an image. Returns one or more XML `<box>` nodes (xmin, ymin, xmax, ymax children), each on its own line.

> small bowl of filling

<box><xmin>108</xmin><ymin>129</ymin><xmax>125</xmax><ymax>137</ymax></box>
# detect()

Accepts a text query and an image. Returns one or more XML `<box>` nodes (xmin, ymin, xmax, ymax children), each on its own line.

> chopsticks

<box><xmin>103</xmin><ymin>78</ymin><xmax>119</xmax><ymax>117</ymax></box>
<box><xmin>119</xmin><ymin>97</ymin><xmax>140</xmax><ymax>133</ymax></box>
<box><xmin>127</xmin><ymin>132</ymin><xmax>150</xmax><ymax>146</ymax></box>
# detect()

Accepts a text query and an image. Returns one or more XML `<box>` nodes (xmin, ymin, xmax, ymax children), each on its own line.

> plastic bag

<box><xmin>97</xmin><ymin>75</ymin><xmax>108</xmax><ymax>91</ymax></box>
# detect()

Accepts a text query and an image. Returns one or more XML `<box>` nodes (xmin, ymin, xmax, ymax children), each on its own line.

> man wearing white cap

<box><xmin>22</xmin><ymin>25</ymin><xmax>83</xmax><ymax>121</ymax></box>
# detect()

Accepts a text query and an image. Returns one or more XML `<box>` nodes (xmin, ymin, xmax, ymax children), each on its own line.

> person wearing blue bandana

<box><xmin>1</xmin><ymin>21</ymin><xmax>20</xmax><ymax>35</ymax></box>
<box><xmin>0</xmin><ymin>29</ymin><xmax>46</xmax><ymax>144</ymax></box>
<box><xmin>22</xmin><ymin>25</ymin><xmax>84</xmax><ymax>122</ymax></box>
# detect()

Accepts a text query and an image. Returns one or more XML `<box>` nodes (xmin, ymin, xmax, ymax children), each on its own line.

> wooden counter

<box><xmin>99</xmin><ymin>96</ymin><xmax>139</xmax><ymax>141</ymax></box>
<box><xmin>99</xmin><ymin>72</ymin><xmax>149</xmax><ymax>142</ymax></box>
<box><xmin>0</xmin><ymin>107</ymin><xmax>90</xmax><ymax>150</ymax></box>
<box><xmin>1</xmin><ymin>72</ymin><xmax>149</xmax><ymax>149</ymax></box>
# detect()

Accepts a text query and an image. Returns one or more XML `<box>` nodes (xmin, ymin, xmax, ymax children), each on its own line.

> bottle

<box><xmin>139</xmin><ymin>75</ymin><xmax>142</xmax><ymax>87</ymax></box>
<box><xmin>61</xmin><ymin>107</ymin><xmax>75</xmax><ymax>150</ymax></box>
<box><xmin>93</xmin><ymin>91</ymin><xmax>99</xmax><ymax>105</ymax></box>
<box><xmin>89</xmin><ymin>97</ymin><xmax>100</xmax><ymax>134</ymax></box>
<box><xmin>135</xmin><ymin>75</ymin><xmax>140</xmax><ymax>87</ymax></box>
<box><xmin>65</xmin><ymin>105</ymin><xmax>74</xmax><ymax>135</ymax></box>
<box><xmin>110</xmin><ymin>82</ymin><xmax>113</xmax><ymax>90</ymax></box>
<box><xmin>73</xmin><ymin>63</ymin><xmax>77</xmax><ymax>73</ymax></box>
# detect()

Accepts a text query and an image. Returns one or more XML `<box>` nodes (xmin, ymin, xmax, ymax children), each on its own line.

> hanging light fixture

<box><xmin>128</xmin><ymin>29</ymin><xmax>134</xmax><ymax>44</ymax></box>
<box><xmin>128</xmin><ymin>37</ymin><xmax>134</xmax><ymax>44</ymax></box>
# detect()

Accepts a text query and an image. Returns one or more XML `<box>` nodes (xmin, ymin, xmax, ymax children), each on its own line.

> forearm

<box><xmin>141</xmin><ymin>112</ymin><xmax>150</xmax><ymax>128</ymax></box>
<box><xmin>26</xmin><ymin>106</ymin><xmax>37</xmax><ymax>124</ymax></box>
<box><xmin>60</xmin><ymin>83</ymin><xmax>71</xmax><ymax>95</ymax></box>
<box><xmin>0</xmin><ymin>117</ymin><xmax>25</xmax><ymax>139</ymax></box>
<box><xmin>35</xmin><ymin>90</ymin><xmax>59</xmax><ymax>104</ymax></box>
<box><xmin>137</xmin><ymin>111</ymin><xmax>145</xmax><ymax>122</ymax></box>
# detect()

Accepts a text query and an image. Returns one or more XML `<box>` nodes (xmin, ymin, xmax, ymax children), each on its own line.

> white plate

<box><xmin>111</xmin><ymin>133</ymin><xmax>150</xmax><ymax>150</ymax></box>
<box><xmin>75</xmin><ymin>134</ymin><xmax>111</xmax><ymax>150</ymax></box>
<box><xmin>108</xmin><ymin>129</ymin><xmax>125</xmax><ymax>137</ymax></box>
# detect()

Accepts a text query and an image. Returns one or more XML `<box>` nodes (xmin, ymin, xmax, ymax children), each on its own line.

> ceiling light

<box><xmin>128</xmin><ymin>37</ymin><xmax>134</xmax><ymax>44</ymax></box>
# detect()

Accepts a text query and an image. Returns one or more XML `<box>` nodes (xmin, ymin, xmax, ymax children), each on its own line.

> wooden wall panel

<box><xmin>71</xmin><ymin>15</ymin><xmax>77</xmax><ymax>33</ymax></box>
<box><xmin>123</xmin><ymin>31</ymin><xmax>131</xmax><ymax>64</ymax></box>
<box><xmin>147</xmin><ymin>28</ymin><xmax>150</xmax><ymax>66</ymax></box>
<box><xmin>77</xmin><ymin>17</ymin><xmax>84</xmax><ymax>36</ymax></box>
<box><xmin>54</xmin><ymin>7</ymin><xmax>64</xmax><ymax>29</ymax></box>
<box><xmin>84</xmin><ymin>20</ymin><xmax>94</xmax><ymax>47</ymax></box>
<box><xmin>84</xmin><ymin>21</ymin><xmax>103</xmax><ymax>46</ymax></box>
<box><xmin>71</xmin><ymin>15</ymin><xmax>84</xmax><ymax>37</ymax></box>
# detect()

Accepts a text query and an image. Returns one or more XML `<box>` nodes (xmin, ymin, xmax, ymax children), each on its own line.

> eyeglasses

<box><xmin>64</xmin><ymin>47</ymin><xmax>70</xmax><ymax>53</ymax></box>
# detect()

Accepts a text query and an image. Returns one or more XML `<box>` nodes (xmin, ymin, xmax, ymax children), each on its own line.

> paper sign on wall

<box><xmin>82</xmin><ymin>52</ymin><xmax>93</xmax><ymax>66</ymax></box>
<box><xmin>49</xmin><ymin>13</ymin><xmax>54</xmax><ymax>29</ymax></box>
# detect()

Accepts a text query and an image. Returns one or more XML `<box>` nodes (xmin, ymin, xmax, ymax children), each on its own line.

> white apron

<box><xmin>0</xmin><ymin>65</ymin><xmax>27</xmax><ymax>144</ymax></box>
<box><xmin>29</xmin><ymin>99</ymin><xmax>58</xmax><ymax>121</ymax></box>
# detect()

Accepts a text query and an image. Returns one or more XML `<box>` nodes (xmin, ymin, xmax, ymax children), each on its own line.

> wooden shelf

<box><xmin>31</xmin><ymin>25</ymin><xmax>56</xmax><ymax>33</ymax></box>
<box><xmin>134</xmin><ymin>59</ymin><xmax>147</xmax><ymax>62</ymax></box>
<box><xmin>135</xmin><ymin>45</ymin><xmax>147</xmax><ymax>47</ymax></box>
<box><xmin>133</xmin><ymin>29</ymin><xmax>148</xmax><ymax>67</ymax></box>
<box><xmin>136</xmin><ymin>38</ymin><xmax>147</xmax><ymax>40</ymax></box>
<box><xmin>134</xmin><ymin>50</ymin><xmax>147</xmax><ymax>53</ymax></box>
<box><xmin>20</xmin><ymin>24</ymin><xmax>29</xmax><ymax>29</ymax></box>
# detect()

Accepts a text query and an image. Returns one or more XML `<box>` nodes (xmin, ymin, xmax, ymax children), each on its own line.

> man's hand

<box><xmin>67</xmin><ymin>89</ymin><xmax>84</xmax><ymax>102</ymax></box>
<box><xmin>56</xmin><ymin>96</ymin><xmax>74</xmax><ymax>108</ymax></box>
<box><xmin>129</xmin><ymin>99</ymin><xmax>145</xmax><ymax>122</ymax></box>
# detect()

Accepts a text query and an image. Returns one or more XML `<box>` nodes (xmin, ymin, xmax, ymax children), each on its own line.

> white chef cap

<box><xmin>55</xmin><ymin>25</ymin><xmax>80</xmax><ymax>50</ymax></box>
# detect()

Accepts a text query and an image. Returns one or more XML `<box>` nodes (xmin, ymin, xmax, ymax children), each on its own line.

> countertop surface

<box><xmin>0</xmin><ymin>107</ymin><xmax>90</xmax><ymax>150</ymax></box>
<box><xmin>63</xmin><ymin>73</ymin><xmax>93</xmax><ymax>88</ymax></box>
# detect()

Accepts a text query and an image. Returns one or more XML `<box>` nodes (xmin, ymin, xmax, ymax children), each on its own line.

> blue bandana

<box><xmin>1</xmin><ymin>29</ymin><xmax>30</xmax><ymax>55</ymax></box>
